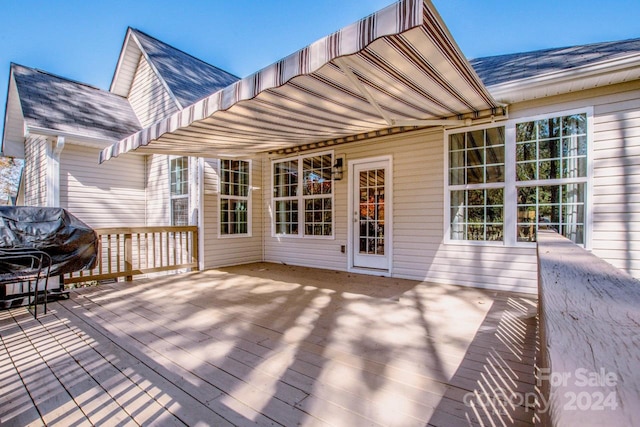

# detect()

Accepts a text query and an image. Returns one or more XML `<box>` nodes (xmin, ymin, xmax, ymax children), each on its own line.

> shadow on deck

<box><xmin>1</xmin><ymin>262</ymin><xmax>538</xmax><ymax>426</ymax></box>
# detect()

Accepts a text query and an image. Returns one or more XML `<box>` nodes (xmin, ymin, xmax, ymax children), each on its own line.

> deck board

<box><xmin>1</xmin><ymin>262</ymin><xmax>538</xmax><ymax>426</ymax></box>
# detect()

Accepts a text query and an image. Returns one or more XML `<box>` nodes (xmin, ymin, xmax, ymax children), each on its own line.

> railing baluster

<box><xmin>107</xmin><ymin>235</ymin><xmax>113</xmax><ymax>275</ymax></box>
<box><xmin>136</xmin><ymin>233</ymin><xmax>141</xmax><ymax>272</ymax></box>
<box><xmin>125</xmin><ymin>232</ymin><xmax>133</xmax><ymax>282</ymax></box>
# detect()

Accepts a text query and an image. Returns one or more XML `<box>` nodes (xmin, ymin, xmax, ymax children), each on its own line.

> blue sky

<box><xmin>1</xmin><ymin>0</ymin><xmax>639</xmax><ymax>141</ymax></box>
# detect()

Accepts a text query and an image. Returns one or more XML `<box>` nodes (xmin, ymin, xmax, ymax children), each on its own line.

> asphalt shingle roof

<box><xmin>12</xmin><ymin>64</ymin><xmax>141</xmax><ymax>141</ymax></box>
<box><xmin>132</xmin><ymin>29</ymin><xmax>240</xmax><ymax>107</ymax></box>
<box><xmin>470</xmin><ymin>37</ymin><xmax>640</xmax><ymax>87</ymax></box>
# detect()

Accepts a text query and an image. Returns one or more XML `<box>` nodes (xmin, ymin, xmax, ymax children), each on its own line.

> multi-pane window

<box><xmin>274</xmin><ymin>160</ymin><xmax>299</xmax><ymax>235</ymax></box>
<box><xmin>446</xmin><ymin>110</ymin><xmax>590</xmax><ymax>246</ymax></box>
<box><xmin>516</xmin><ymin>113</ymin><xmax>588</xmax><ymax>243</ymax></box>
<box><xmin>448</xmin><ymin>127</ymin><xmax>505</xmax><ymax>241</ymax></box>
<box><xmin>170</xmin><ymin>156</ymin><xmax>189</xmax><ymax>226</ymax></box>
<box><xmin>220</xmin><ymin>159</ymin><xmax>250</xmax><ymax>236</ymax></box>
<box><xmin>273</xmin><ymin>152</ymin><xmax>333</xmax><ymax>237</ymax></box>
<box><xmin>302</xmin><ymin>154</ymin><xmax>333</xmax><ymax>236</ymax></box>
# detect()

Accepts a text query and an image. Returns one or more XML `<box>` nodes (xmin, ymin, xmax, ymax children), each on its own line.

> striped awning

<box><xmin>100</xmin><ymin>0</ymin><xmax>502</xmax><ymax>163</ymax></box>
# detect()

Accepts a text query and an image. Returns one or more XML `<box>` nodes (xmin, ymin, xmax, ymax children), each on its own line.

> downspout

<box><xmin>47</xmin><ymin>136</ymin><xmax>65</xmax><ymax>207</ymax></box>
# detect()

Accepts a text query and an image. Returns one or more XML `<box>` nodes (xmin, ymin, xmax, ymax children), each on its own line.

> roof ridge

<box><xmin>130</xmin><ymin>28</ymin><xmax>240</xmax><ymax>79</ymax></box>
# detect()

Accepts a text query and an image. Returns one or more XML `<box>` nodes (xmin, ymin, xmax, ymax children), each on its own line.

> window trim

<box><xmin>444</xmin><ymin>107</ymin><xmax>593</xmax><ymax>248</ymax></box>
<box><xmin>271</xmin><ymin>150</ymin><xmax>335</xmax><ymax>239</ymax></box>
<box><xmin>444</xmin><ymin>122</ymin><xmax>507</xmax><ymax>247</ymax></box>
<box><xmin>218</xmin><ymin>158</ymin><xmax>252</xmax><ymax>238</ymax></box>
<box><xmin>169</xmin><ymin>155</ymin><xmax>189</xmax><ymax>226</ymax></box>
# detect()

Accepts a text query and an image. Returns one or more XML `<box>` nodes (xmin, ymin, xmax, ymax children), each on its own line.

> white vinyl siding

<box><xmin>128</xmin><ymin>55</ymin><xmax>179</xmax><ymax>127</ymax></box>
<box><xmin>590</xmin><ymin>83</ymin><xmax>640</xmax><ymax>279</ymax></box>
<box><xmin>509</xmin><ymin>80</ymin><xmax>640</xmax><ymax>280</ymax></box>
<box><xmin>59</xmin><ymin>144</ymin><xmax>146</xmax><ymax>228</ymax></box>
<box><xmin>146</xmin><ymin>154</ymin><xmax>170</xmax><ymax>226</ymax></box>
<box><xmin>202</xmin><ymin>158</ymin><xmax>262</xmax><ymax>268</ymax></box>
<box><xmin>2</xmin><ymin>77</ymin><xmax>25</xmax><ymax>158</ymax></box>
<box><xmin>23</xmin><ymin>135</ymin><xmax>48</xmax><ymax>207</ymax></box>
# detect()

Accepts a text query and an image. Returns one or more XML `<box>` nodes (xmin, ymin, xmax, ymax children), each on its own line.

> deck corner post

<box><xmin>192</xmin><ymin>227</ymin><xmax>199</xmax><ymax>271</ymax></box>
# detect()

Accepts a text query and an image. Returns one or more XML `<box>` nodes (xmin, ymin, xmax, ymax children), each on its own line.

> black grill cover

<box><xmin>0</xmin><ymin>207</ymin><xmax>98</xmax><ymax>275</ymax></box>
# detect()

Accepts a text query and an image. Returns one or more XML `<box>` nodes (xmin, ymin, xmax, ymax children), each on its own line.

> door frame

<box><xmin>347</xmin><ymin>155</ymin><xmax>393</xmax><ymax>276</ymax></box>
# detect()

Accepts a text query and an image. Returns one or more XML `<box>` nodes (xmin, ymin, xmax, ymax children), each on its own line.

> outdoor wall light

<box><xmin>332</xmin><ymin>156</ymin><xmax>344</xmax><ymax>181</ymax></box>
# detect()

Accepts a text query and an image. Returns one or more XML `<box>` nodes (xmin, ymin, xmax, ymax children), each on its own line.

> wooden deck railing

<box><xmin>64</xmin><ymin>226</ymin><xmax>198</xmax><ymax>285</ymax></box>
<box><xmin>536</xmin><ymin>230</ymin><xmax>640</xmax><ymax>426</ymax></box>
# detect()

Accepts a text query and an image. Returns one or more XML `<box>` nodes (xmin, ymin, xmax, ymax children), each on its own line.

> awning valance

<box><xmin>100</xmin><ymin>0</ymin><xmax>502</xmax><ymax>163</ymax></box>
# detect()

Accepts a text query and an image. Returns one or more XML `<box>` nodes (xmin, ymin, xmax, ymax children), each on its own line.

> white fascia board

<box><xmin>110</xmin><ymin>29</ymin><xmax>139</xmax><ymax>96</ymax></box>
<box><xmin>487</xmin><ymin>53</ymin><xmax>640</xmax><ymax>103</ymax></box>
<box><xmin>25</xmin><ymin>126</ymin><xmax>120</xmax><ymax>149</ymax></box>
<box><xmin>129</xmin><ymin>31</ymin><xmax>183</xmax><ymax>110</ymax></box>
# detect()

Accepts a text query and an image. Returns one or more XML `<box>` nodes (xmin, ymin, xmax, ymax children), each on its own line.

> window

<box><xmin>273</xmin><ymin>152</ymin><xmax>334</xmax><ymax>237</ymax></box>
<box><xmin>446</xmin><ymin>110</ymin><xmax>590</xmax><ymax>246</ymax></box>
<box><xmin>516</xmin><ymin>113</ymin><xmax>588</xmax><ymax>243</ymax></box>
<box><xmin>448</xmin><ymin>127</ymin><xmax>505</xmax><ymax>241</ymax></box>
<box><xmin>170</xmin><ymin>156</ymin><xmax>189</xmax><ymax>226</ymax></box>
<box><xmin>219</xmin><ymin>159</ymin><xmax>251</xmax><ymax>236</ymax></box>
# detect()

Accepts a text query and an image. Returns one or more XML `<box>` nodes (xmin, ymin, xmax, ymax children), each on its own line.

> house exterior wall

<box><xmin>201</xmin><ymin>158</ymin><xmax>263</xmax><ymax>268</ymax></box>
<box><xmin>262</xmin><ymin>131</ymin><xmax>538</xmax><ymax>293</ymax></box>
<box><xmin>22</xmin><ymin>135</ymin><xmax>48</xmax><ymax>207</ymax></box>
<box><xmin>259</xmin><ymin>80</ymin><xmax>640</xmax><ymax>293</ymax></box>
<box><xmin>59</xmin><ymin>144</ymin><xmax>146</xmax><ymax>228</ymax></box>
<box><xmin>128</xmin><ymin>55</ymin><xmax>179</xmax><ymax>128</ymax></box>
<box><xmin>507</xmin><ymin>80</ymin><xmax>640</xmax><ymax>280</ymax></box>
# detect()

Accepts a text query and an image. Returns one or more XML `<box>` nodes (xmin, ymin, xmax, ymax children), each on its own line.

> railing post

<box><xmin>192</xmin><ymin>228</ymin><xmax>199</xmax><ymax>271</ymax></box>
<box><xmin>124</xmin><ymin>232</ymin><xmax>133</xmax><ymax>282</ymax></box>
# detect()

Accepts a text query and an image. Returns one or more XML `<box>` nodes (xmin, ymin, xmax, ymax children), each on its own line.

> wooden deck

<box><xmin>1</xmin><ymin>263</ymin><xmax>538</xmax><ymax>426</ymax></box>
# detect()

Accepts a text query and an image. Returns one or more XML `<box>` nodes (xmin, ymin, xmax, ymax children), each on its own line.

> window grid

<box><xmin>274</xmin><ymin>160</ymin><xmax>298</xmax><ymax>198</ymax></box>
<box><xmin>449</xmin><ymin>127</ymin><xmax>505</xmax><ymax>185</ymax></box>
<box><xmin>517</xmin><ymin>183</ymin><xmax>586</xmax><ymax>244</ymax></box>
<box><xmin>359</xmin><ymin>169</ymin><xmax>385</xmax><ymax>255</ymax></box>
<box><xmin>451</xmin><ymin>188</ymin><xmax>504</xmax><ymax>242</ymax></box>
<box><xmin>516</xmin><ymin>114</ymin><xmax>587</xmax><ymax>182</ymax></box>
<box><xmin>220</xmin><ymin>159</ymin><xmax>251</xmax><ymax>236</ymax></box>
<box><xmin>170</xmin><ymin>157</ymin><xmax>188</xmax><ymax>196</ymax></box>
<box><xmin>171</xmin><ymin>198</ymin><xmax>188</xmax><ymax>227</ymax></box>
<box><xmin>275</xmin><ymin>200</ymin><xmax>299</xmax><ymax>235</ymax></box>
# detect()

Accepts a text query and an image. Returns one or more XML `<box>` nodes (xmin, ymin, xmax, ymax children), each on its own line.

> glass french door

<box><xmin>352</xmin><ymin>159</ymin><xmax>389</xmax><ymax>270</ymax></box>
